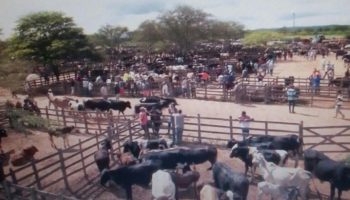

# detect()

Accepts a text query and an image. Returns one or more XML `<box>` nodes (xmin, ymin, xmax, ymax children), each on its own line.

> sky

<box><xmin>1</xmin><ymin>0</ymin><xmax>350</xmax><ymax>39</ymax></box>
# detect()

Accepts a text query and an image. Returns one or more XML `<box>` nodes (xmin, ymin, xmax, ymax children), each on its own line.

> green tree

<box><xmin>8</xmin><ymin>11</ymin><xmax>96</xmax><ymax>66</ymax></box>
<box><xmin>134</xmin><ymin>20</ymin><xmax>162</xmax><ymax>53</ymax></box>
<box><xmin>95</xmin><ymin>25</ymin><xmax>129</xmax><ymax>49</ymax></box>
<box><xmin>158</xmin><ymin>5</ymin><xmax>210</xmax><ymax>54</ymax></box>
<box><xmin>243</xmin><ymin>31</ymin><xmax>284</xmax><ymax>45</ymax></box>
<box><xmin>207</xmin><ymin>20</ymin><xmax>244</xmax><ymax>41</ymax></box>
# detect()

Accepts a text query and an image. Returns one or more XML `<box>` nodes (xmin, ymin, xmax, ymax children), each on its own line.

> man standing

<box><xmin>149</xmin><ymin>107</ymin><xmax>162</xmax><ymax>137</ymax></box>
<box><xmin>100</xmin><ymin>83</ymin><xmax>108</xmax><ymax>100</ymax></box>
<box><xmin>173</xmin><ymin>110</ymin><xmax>184</xmax><ymax>145</ymax></box>
<box><xmin>286</xmin><ymin>84</ymin><xmax>297</xmax><ymax>113</ymax></box>
<box><xmin>69</xmin><ymin>78</ymin><xmax>75</xmax><ymax>95</ymax></box>
<box><xmin>238</xmin><ymin>111</ymin><xmax>254</xmax><ymax>141</ymax></box>
<box><xmin>335</xmin><ymin>91</ymin><xmax>345</xmax><ymax>119</ymax></box>
<box><xmin>139</xmin><ymin>107</ymin><xmax>150</xmax><ymax>139</ymax></box>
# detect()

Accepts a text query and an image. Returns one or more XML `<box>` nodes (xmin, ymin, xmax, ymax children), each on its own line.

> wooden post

<box><xmin>78</xmin><ymin>139</ymin><xmax>88</xmax><ymax>179</ymax></box>
<box><xmin>31</xmin><ymin>160</ymin><xmax>42</xmax><ymax>189</ymax></box>
<box><xmin>45</xmin><ymin>106</ymin><xmax>50</xmax><ymax>122</ymax></box>
<box><xmin>229</xmin><ymin>116</ymin><xmax>233</xmax><ymax>140</ymax></box>
<box><xmin>62</xmin><ymin>109</ymin><xmax>66</xmax><ymax>127</ymax></box>
<box><xmin>83</xmin><ymin>113</ymin><xmax>88</xmax><ymax>134</ymax></box>
<box><xmin>30</xmin><ymin>186</ymin><xmax>38</xmax><ymax>200</ymax></box>
<box><xmin>299</xmin><ymin>121</ymin><xmax>304</xmax><ymax>153</ymax></box>
<box><xmin>310</xmin><ymin>91</ymin><xmax>314</xmax><ymax>107</ymax></box>
<box><xmin>55</xmin><ymin>107</ymin><xmax>60</xmax><ymax>122</ymax></box>
<box><xmin>107</xmin><ymin>126</ymin><xmax>115</xmax><ymax>161</ymax></box>
<box><xmin>128</xmin><ymin>119</ymin><xmax>133</xmax><ymax>141</ymax></box>
<box><xmin>204</xmin><ymin>84</ymin><xmax>207</xmax><ymax>99</ymax></box>
<box><xmin>58</xmin><ymin>149</ymin><xmax>69</xmax><ymax>190</ymax></box>
<box><xmin>9</xmin><ymin>168</ymin><xmax>18</xmax><ymax>184</ymax></box>
<box><xmin>95</xmin><ymin>131</ymin><xmax>99</xmax><ymax>150</ymax></box>
<box><xmin>197</xmin><ymin>114</ymin><xmax>202</xmax><ymax>143</ymax></box>
<box><xmin>265</xmin><ymin>121</ymin><xmax>268</xmax><ymax>135</ymax></box>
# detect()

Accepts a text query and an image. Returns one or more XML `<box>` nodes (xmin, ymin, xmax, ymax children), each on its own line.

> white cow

<box><xmin>257</xmin><ymin>181</ymin><xmax>297</xmax><ymax>200</ymax></box>
<box><xmin>152</xmin><ymin>170</ymin><xmax>176</xmax><ymax>200</ymax></box>
<box><xmin>252</xmin><ymin>153</ymin><xmax>312</xmax><ymax>200</ymax></box>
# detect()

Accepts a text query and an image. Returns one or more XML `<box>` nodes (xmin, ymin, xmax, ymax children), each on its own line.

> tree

<box><xmin>134</xmin><ymin>20</ymin><xmax>162</xmax><ymax>53</ymax></box>
<box><xmin>207</xmin><ymin>20</ymin><xmax>244</xmax><ymax>41</ymax></box>
<box><xmin>158</xmin><ymin>5</ymin><xmax>211</xmax><ymax>54</ymax></box>
<box><xmin>95</xmin><ymin>25</ymin><xmax>129</xmax><ymax>49</ymax></box>
<box><xmin>243</xmin><ymin>31</ymin><xmax>284</xmax><ymax>45</ymax></box>
<box><xmin>8</xmin><ymin>11</ymin><xmax>97</xmax><ymax>66</ymax></box>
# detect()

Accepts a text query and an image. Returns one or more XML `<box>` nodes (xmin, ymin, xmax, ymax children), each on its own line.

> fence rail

<box><xmin>3</xmin><ymin>108</ymin><xmax>350</xmax><ymax>199</ymax></box>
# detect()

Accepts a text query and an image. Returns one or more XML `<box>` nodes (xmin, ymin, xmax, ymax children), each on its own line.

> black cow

<box><xmin>141</xmin><ymin>146</ymin><xmax>217</xmax><ymax>171</ymax></box>
<box><xmin>100</xmin><ymin>160</ymin><xmax>161</xmax><ymax>200</ymax></box>
<box><xmin>84</xmin><ymin>99</ymin><xmax>111</xmax><ymax>112</ymax></box>
<box><xmin>213</xmin><ymin>162</ymin><xmax>249</xmax><ymax>200</ymax></box>
<box><xmin>330</xmin><ymin>77</ymin><xmax>350</xmax><ymax>88</ymax></box>
<box><xmin>229</xmin><ymin>145</ymin><xmax>288</xmax><ymax>176</ymax></box>
<box><xmin>122</xmin><ymin>138</ymin><xmax>171</xmax><ymax>159</ymax></box>
<box><xmin>94</xmin><ymin>139</ymin><xmax>112</xmax><ymax>172</ymax></box>
<box><xmin>304</xmin><ymin>149</ymin><xmax>350</xmax><ymax>200</ymax></box>
<box><xmin>135</xmin><ymin>97</ymin><xmax>177</xmax><ymax>114</ymax></box>
<box><xmin>109</xmin><ymin>100</ymin><xmax>131</xmax><ymax>117</ymax></box>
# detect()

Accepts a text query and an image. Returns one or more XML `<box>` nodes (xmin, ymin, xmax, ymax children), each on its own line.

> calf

<box><xmin>94</xmin><ymin>139</ymin><xmax>112</xmax><ymax>172</ymax></box>
<box><xmin>212</xmin><ymin>162</ymin><xmax>249</xmax><ymax>200</ymax></box>
<box><xmin>116</xmin><ymin>152</ymin><xmax>138</xmax><ymax>166</ymax></box>
<box><xmin>257</xmin><ymin>181</ymin><xmax>298</xmax><ymax>200</ymax></box>
<box><xmin>252</xmin><ymin>153</ymin><xmax>312</xmax><ymax>200</ymax></box>
<box><xmin>304</xmin><ymin>149</ymin><xmax>350</xmax><ymax>200</ymax></box>
<box><xmin>11</xmin><ymin>146</ymin><xmax>38</xmax><ymax>166</ymax></box>
<box><xmin>100</xmin><ymin>160</ymin><xmax>161</xmax><ymax>200</ymax></box>
<box><xmin>152</xmin><ymin>170</ymin><xmax>176</xmax><ymax>200</ymax></box>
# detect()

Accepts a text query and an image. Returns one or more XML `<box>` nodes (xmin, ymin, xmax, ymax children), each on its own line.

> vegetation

<box><xmin>6</xmin><ymin>108</ymin><xmax>49</xmax><ymax>134</ymax></box>
<box><xmin>7</xmin><ymin>11</ymin><xmax>98</xmax><ymax>67</ymax></box>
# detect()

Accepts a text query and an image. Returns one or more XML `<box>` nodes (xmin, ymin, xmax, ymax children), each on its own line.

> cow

<box><xmin>229</xmin><ymin>144</ymin><xmax>288</xmax><ymax>181</ymax></box>
<box><xmin>116</xmin><ymin>152</ymin><xmax>138</xmax><ymax>166</ymax></box>
<box><xmin>100</xmin><ymin>160</ymin><xmax>161</xmax><ymax>200</ymax></box>
<box><xmin>94</xmin><ymin>138</ymin><xmax>112</xmax><ymax>172</ymax></box>
<box><xmin>199</xmin><ymin>184</ymin><xmax>230</xmax><ymax>200</ymax></box>
<box><xmin>122</xmin><ymin>138</ymin><xmax>172</xmax><ymax>158</ymax></box>
<box><xmin>303</xmin><ymin>149</ymin><xmax>350</xmax><ymax>200</ymax></box>
<box><xmin>212</xmin><ymin>162</ymin><xmax>249</xmax><ymax>200</ymax></box>
<box><xmin>109</xmin><ymin>100</ymin><xmax>132</xmax><ymax>118</ymax></box>
<box><xmin>0</xmin><ymin>128</ymin><xmax>8</xmax><ymax>150</ymax></box>
<box><xmin>152</xmin><ymin>170</ymin><xmax>176</xmax><ymax>200</ymax></box>
<box><xmin>257</xmin><ymin>181</ymin><xmax>300</xmax><ymax>200</ymax></box>
<box><xmin>83</xmin><ymin>99</ymin><xmax>111</xmax><ymax>112</ymax></box>
<box><xmin>135</xmin><ymin>97</ymin><xmax>177</xmax><ymax>114</ymax></box>
<box><xmin>252</xmin><ymin>153</ymin><xmax>312</xmax><ymax>200</ymax></box>
<box><xmin>141</xmin><ymin>146</ymin><xmax>217</xmax><ymax>171</ymax></box>
<box><xmin>170</xmin><ymin>166</ymin><xmax>200</xmax><ymax>199</ymax></box>
<box><xmin>47</xmin><ymin>126</ymin><xmax>76</xmax><ymax>149</ymax></box>
<box><xmin>11</xmin><ymin>145</ymin><xmax>39</xmax><ymax>166</ymax></box>
<box><xmin>227</xmin><ymin>134</ymin><xmax>302</xmax><ymax>167</ymax></box>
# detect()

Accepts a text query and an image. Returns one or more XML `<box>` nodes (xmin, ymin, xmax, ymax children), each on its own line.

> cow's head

<box><xmin>126</xmin><ymin>101</ymin><xmax>131</xmax><ymax>109</ymax></box>
<box><xmin>23</xmin><ymin>145</ymin><xmax>39</xmax><ymax>157</ymax></box>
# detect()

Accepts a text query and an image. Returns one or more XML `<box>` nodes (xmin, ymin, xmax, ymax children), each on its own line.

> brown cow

<box><xmin>11</xmin><ymin>146</ymin><xmax>38</xmax><ymax>166</ymax></box>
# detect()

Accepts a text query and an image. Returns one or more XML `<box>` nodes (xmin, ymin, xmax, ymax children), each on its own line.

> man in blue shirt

<box><xmin>286</xmin><ymin>84</ymin><xmax>297</xmax><ymax>113</ymax></box>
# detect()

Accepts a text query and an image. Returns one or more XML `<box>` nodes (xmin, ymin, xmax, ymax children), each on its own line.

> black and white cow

<box><xmin>122</xmin><ymin>138</ymin><xmax>172</xmax><ymax>158</ymax></box>
<box><xmin>304</xmin><ymin>149</ymin><xmax>350</xmax><ymax>200</ymax></box>
<box><xmin>135</xmin><ymin>96</ymin><xmax>177</xmax><ymax>114</ymax></box>
<box><xmin>213</xmin><ymin>162</ymin><xmax>249</xmax><ymax>200</ymax></box>
<box><xmin>229</xmin><ymin>144</ymin><xmax>288</xmax><ymax>179</ymax></box>
<box><xmin>100</xmin><ymin>160</ymin><xmax>161</xmax><ymax>200</ymax></box>
<box><xmin>84</xmin><ymin>99</ymin><xmax>111</xmax><ymax>112</ymax></box>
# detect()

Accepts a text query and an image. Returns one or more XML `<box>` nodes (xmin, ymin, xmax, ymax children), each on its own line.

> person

<box><xmin>114</xmin><ymin>82</ymin><xmax>120</xmax><ymax>101</ymax></box>
<box><xmin>139</xmin><ymin>107</ymin><xmax>150</xmax><ymax>139</ymax></box>
<box><xmin>335</xmin><ymin>91</ymin><xmax>345</xmax><ymax>119</ymax></box>
<box><xmin>82</xmin><ymin>77</ymin><xmax>89</xmax><ymax>97</ymax></box>
<box><xmin>88</xmin><ymin>80</ymin><xmax>93</xmax><ymax>97</ymax></box>
<box><xmin>149</xmin><ymin>107</ymin><xmax>162</xmax><ymax>137</ymax></box>
<box><xmin>167</xmin><ymin>102</ymin><xmax>178</xmax><ymax>135</ymax></box>
<box><xmin>69</xmin><ymin>78</ymin><xmax>75</xmax><ymax>95</ymax></box>
<box><xmin>172</xmin><ymin>109</ymin><xmax>184</xmax><ymax>145</ymax></box>
<box><xmin>181</xmin><ymin>78</ymin><xmax>189</xmax><ymax>98</ymax></box>
<box><xmin>238</xmin><ymin>111</ymin><xmax>254</xmax><ymax>141</ymax></box>
<box><xmin>100</xmin><ymin>84</ymin><xmax>108</xmax><ymax>100</ymax></box>
<box><xmin>286</xmin><ymin>84</ymin><xmax>297</xmax><ymax>113</ymax></box>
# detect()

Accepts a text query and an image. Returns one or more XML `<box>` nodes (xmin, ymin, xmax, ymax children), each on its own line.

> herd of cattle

<box><xmin>93</xmin><ymin>134</ymin><xmax>350</xmax><ymax>200</ymax></box>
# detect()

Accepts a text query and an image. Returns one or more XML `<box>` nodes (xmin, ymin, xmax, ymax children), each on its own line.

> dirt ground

<box><xmin>1</xmin><ymin>53</ymin><xmax>350</xmax><ymax>199</ymax></box>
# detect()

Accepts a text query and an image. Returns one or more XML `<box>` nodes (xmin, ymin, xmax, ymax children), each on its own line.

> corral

<box><xmin>1</xmin><ymin>55</ymin><xmax>350</xmax><ymax>200</ymax></box>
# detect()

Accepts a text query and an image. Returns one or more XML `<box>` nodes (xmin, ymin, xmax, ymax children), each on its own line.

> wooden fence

<box><xmin>3</xmin><ymin>110</ymin><xmax>350</xmax><ymax>199</ymax></box>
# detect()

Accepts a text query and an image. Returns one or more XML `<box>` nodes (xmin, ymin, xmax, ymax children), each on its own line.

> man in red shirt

<box><xmin>139</xmin><ymin>107</ymin><xmax>149</xmax><ymax>139</ymax></box>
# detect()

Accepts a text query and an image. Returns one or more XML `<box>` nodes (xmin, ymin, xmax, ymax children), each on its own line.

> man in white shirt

<box><xmin>238</xmin><ymin>111</ymin><xmax>254</xmax><ymax>141</ymax></box>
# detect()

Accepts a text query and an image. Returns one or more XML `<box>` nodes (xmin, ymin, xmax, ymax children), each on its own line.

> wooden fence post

<box><xmin>107</xmin><ymin>126</ymin><xmax>116</xmax><ymax>161</ymax></box>
<box><xmin>31</xmin><ymin>160</ymin><xmax>42</xmax><ymax>189</ymax></box>
<box><xmin>78</xmin><ymin>139</ymin><xmax>88</xmax><ymax>179</ymax></box>
<box><xmin>204</xmin><ymin>84</ymin><xmax>207</xmax><ymax>99</ymax></box>
<box><xmin>9</xmin><ymin>168</ymin><xmax>18</xmax><ymax>184</ymax></box>
<box><xmin>229</xmin><ymin>116</ymin><xmax>233</xmax><ymax>140</ymax></box>
<box><xmin>62</xmin><ymin>109</ymin><xmax>67</xmax><ymax>127</ymax></box>
<box><xmin>58</xmin><ymin>149</ymin><xmax>69</xmax><ymax>190</ymax></box>
<box><xmin>83</xmin><ymin>113</ymin><xmax>88</xmax><ymax>134</ymax></box>
<box><xmin>45</xmin><ymin>107</ymin><xmax>50</xmax><ymax>125</ymax></box>
<box><xmin>299</xmin><ymin>121</ymin><xmax>304</xmax><ymax>153</ymax></box>
<box><xmin>310</xmin><ymin>91</ymin><xmax>314</xmax><ymax>107</ymax></box>
<box><xmin>30</xmin><ymin>186</ymin><xmax>38</xmax><ymax>200</ymax></box>
<box><xmin>55</xmin><ymin>107</ymin><xmax>60</xmax><ymax>122</ymax></box>
<box><xmin>265</xmin><ymin>122</ymin><xmax>268</xmax><ymax>135</ymax></box>
<box><xmin>128</xmin><ymin>119</ymin><xmax>133</xmax><ymax>141</ymax></box>
<box><xmin>95</xmin><ymin>131</ymin><xmax>99</xmax><ymax>150</ymax></box>
<box><xmin>197</xmin><ymin>114</ymin><xmax>202</xmax><ymax>143</ymax></box>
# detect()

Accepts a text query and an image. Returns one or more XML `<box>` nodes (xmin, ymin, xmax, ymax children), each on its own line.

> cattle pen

<box><xmin>2</xmin><ymin>106</ymin><xmax>350</xmax><ymax>199</ymax></box>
